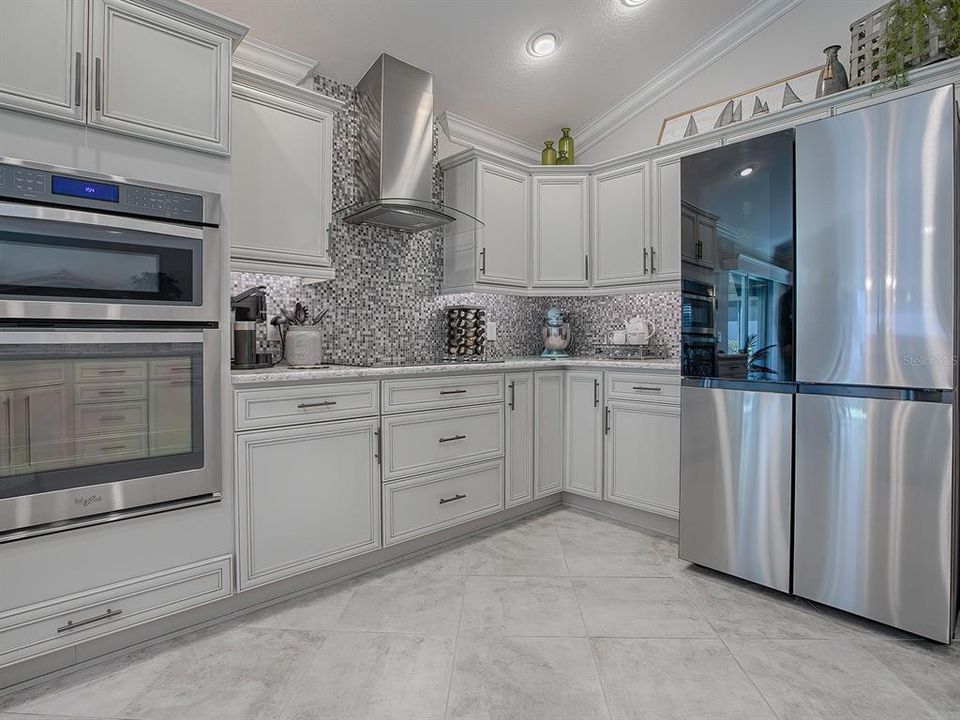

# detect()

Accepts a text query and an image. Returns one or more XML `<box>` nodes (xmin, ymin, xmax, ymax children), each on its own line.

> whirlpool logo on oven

<box><xmin>74</xmin><ymin>494</ymin><xmax>104</xmax><ymax>508</ymax></box>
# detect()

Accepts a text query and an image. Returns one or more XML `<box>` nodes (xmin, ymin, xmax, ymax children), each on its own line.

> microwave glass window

<box><xmin>0</xmin><ymin>343</ymin><xmax>202</xmax><ymax>502</ymax></box>
<box><xmin>0</xmin><ymin>216</ymin><xmax>200</xmax><ymax>305</ymax></box>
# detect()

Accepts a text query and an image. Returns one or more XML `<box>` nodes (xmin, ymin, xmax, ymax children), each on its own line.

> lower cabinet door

<box><xmin>505</xmin><ymin>372</ymin><xmax>534</xmax><ymax>507</ymax></box>
<box><xmin>533</xmin><ymin>371</ymin><xmax>564</xmax><ymax>497</ymax></box>
<box><xmin>382</xmin><ymin>460</ymin><xmax>504</xmax><ymax>546</ymax></box>
<box><xmin>235</xmin><ymin>418</ymin><xmax>381</xmax><ymax>590</ymax></box>
<box><xmin>564</xmin><ymin>371</ymin><xmax>603</xmax><ymax>498</ymax></box>
<box><xmin>604</xmin><ymin>400</ymin><xmax>680</xmax><ymax>517</ymax></box>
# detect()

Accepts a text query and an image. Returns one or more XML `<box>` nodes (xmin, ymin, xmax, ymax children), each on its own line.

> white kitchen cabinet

<box><xmin>0</xmin><ymin>0</ymin><xmax>87</xmax><ymax>124</ymax></box>
<box><xmin>604</xmin><ymin>399</ymin><xmax>680</xmax><ymax>517</ymax></box>
<box><xmin>235</xmin><ymin>417</ymin><xmax>381</xmax><ymax>590</ymax></box>
<box><xmin>533</xmin><ymin>371</ymin><xmax>564</xmax><ymax>497</ymax></box>
<box><xmin>148</xmin><ymin>378</ymin><xmax>192</xmax><ymax>457</ymax></box>
<box><xmin>681</xmin><ymin>201</ymin><xmax>719</xmax><ymax>269</ymax></box>
<box><xmin>531</xmin><ymin>174</ymin><xmax>590</xmax><ymax>288</ymax></box>
<box><xmin>231</xmin><ymin>72</ymin><xmax>341</xmax><ymax>280</ymax></box>
<box><xmin>504</xmin><ymin>372</ymin><xmax>534</xmax><ymax>507</ymax></box>
<box><xmin>442</xmin><ymin>157</ymin><xmax>529</xmax><ymax>292</ymax></box>
<box><xmin>87</xmin><ymin>0</ymin><xmax>237</xmax><ymax>154</ymax></box>
<box><xmin>12</xmin><ymin>385</ymin><xmax>74</xmax><ymax>474</ymax></box>
<box><xmin>591</xmin><ymin>162</ymin><xmax>648</xmax><ymax>286</ymax></box>
<box><xmin>563</xmin><ymin>371</ymin><xmax>603</xmax><ymax>499</ymax></box>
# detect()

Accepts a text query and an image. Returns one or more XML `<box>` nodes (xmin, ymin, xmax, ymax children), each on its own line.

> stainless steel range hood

<box><xmin>338</xmin><ymin>54</ymin><xmax>478</xmax><ymax>233</ymax></box>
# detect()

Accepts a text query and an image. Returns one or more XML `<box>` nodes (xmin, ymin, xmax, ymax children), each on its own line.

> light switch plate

<box><xmin>487</xmin><ymin>320</ymin><xmax>497</xmax><ymax>341</ymax></box>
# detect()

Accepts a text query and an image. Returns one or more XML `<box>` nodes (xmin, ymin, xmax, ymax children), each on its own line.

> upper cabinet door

<box><xmin>0</xmin><ymin>0</ymin><xmax>86</xmax><ymax>123</ymax></box>
<box><xmin>231</xmin><ymin>81</ymin><xmax>337</xmax><ymax>278</ymax></box>
<box><xmin>89</xmin><ymin>0</ymin><xmax>232</xmax><ymax>155</ymax></box>
<box><xmin>592</xmin><ymin>162</ymin><xmax>648</xmax><ymax>286</ymax></box>
<box><xmin>477</xmin><ymin>162</ymin><xmax>529</xmax><ymax>287</ymax></box>
<box><xmin>532</xmin><ymin>174</ymin><xmax>589</xmax><ymax>287</ymax></box>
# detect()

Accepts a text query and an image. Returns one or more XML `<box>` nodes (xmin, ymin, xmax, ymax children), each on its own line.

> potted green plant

<box><xmin>881</xmin><ymin>0</ymin><xmax>960</xmax><ymax>88</ymax></box>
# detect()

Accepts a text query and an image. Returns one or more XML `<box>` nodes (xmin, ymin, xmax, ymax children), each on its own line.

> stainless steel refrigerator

<box><xmin>680</xmin><ymin>85</ymin><xmax>959</xmax><ymax>642</ymax></box>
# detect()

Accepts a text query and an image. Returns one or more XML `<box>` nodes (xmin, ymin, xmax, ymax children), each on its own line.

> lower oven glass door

<box><xmin>0</xmin><ymin>327</ymin><xmax>220</xmax><ymax>537</ymax></box>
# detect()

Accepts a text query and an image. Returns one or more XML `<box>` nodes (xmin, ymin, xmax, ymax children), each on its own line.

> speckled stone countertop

<box><xmin>232</xmin><ymin>356</ymin><xmax>680</xmax><ymax>386</ymax></box>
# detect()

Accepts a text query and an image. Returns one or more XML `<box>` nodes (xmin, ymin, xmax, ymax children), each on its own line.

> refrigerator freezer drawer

<box><xmin>795</xmin><ymin>85</ymin><xmax>956</xmax><ymax>390</ymax></box>
<box><xmin>794</xmin><ymin>394</ymin><xmax>955</xmax><ymax>642</ymax></box>
<box><xmin>679</xmin><ymin>385</ymin><xmax>793</xmax><ymax>592</ymax></box>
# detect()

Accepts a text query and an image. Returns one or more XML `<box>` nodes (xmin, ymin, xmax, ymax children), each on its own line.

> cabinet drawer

<box><xmin>75</xmin><ymin>359</ymin><xmax>148</xmax><ymax>382</ymax></box>
<box><xmin>150</xmin><ymin>358</ymin><xmax>194</xmax><ymax>379</ymax></box>
<box><xmin>235</xmin><ymin>381</ymin><xmax>380</xmax><ymax>430</ymax></box>
<box><xmin>605</xmin><ymin>372</ymin><xmax>680</xmax><ymax>403</ymax></box>
<box><xmin>76</xmin><ymin>433</ymin><xmax>148</xmax><ymax>462</ymax></box>
<box><xmin>75</xmin><ymin>400</ymin><xmax>148</xmax><ymax>436</ymax></box>
<box><xmin>0</xmin><ymin>362</ymin><xmax>69</xmax><ymax>391</ymax></box>
<box><xmin>0</xmin><ymin>556</ymin><xmax>232</xmax><ymax>668</ymax></box>
<box><xmin>381</xmin><ymin>375</ymin><xmax>503</xmax><ymax>414</ymax></box>
<box><xmin>75</xmin><ymin>382</ymin><xmax>148</xmax><ymax>404</ymax></box>
<box><xmin>383</xmin><ymin>460</ymin><xmax>504</xmax><ymax>546</ymax></box>
<box><xmin>382</xmin><ymin>405</ymin><xmax>504</xmax><ymax>481</ymax></box>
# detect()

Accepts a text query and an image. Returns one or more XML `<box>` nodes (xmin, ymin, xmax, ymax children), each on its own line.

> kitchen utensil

<box><xmin>284</xmin><ymin>325</ymin><xmax>323</xmax><ymax>367</ymax></box>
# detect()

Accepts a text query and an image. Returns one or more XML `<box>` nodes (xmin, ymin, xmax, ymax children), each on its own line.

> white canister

<box><xmin>284</xmin><ymin>326</ymin><xmax>323</xmax><ymax>367</ymax></box>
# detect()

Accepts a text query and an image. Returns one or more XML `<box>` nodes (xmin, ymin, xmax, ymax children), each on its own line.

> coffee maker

<box><xmin>230</xmin><ymin>286</ymin><xmax>273</xmax><ymax>369</ymax></box>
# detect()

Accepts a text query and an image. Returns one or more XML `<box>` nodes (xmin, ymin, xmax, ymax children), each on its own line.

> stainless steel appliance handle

<box><xmin>57</xmin><ymin>607</ymin><xmax>122</xmax><ymax>633</ymax></box>
<box><xmin>0</xmin><ymin>329</ymin><xmax>205</xmax><ymax>345</ymax></box>
<box><xmin>439</xmin><ymin>493</ymin><xmax>466</xmax><ymax>505</ymax></box>
<box><xmin>297</xmin><ymin>401</ymin><xmax>337</xmax><ymax>409</ymax></box>
<box><xmin>594</xmin><ymin>379</ymin><xmax>600</xmax><ymax>407</ymax></box>
<box><xmin>94</xmin><ymin>57</ymin><xmax>102</xmax><ymax>112</ymax></box>
<box><xmin>74</xmin><ymin>52</ymin><xmax>82</xmax><ymax>107</ymax></box>
<box><xmin>439</xmin><ymin>434</ymin><xmax>466</xmax><ymax>443</ymax></box>
<box><xmin>439</xmin><ymin>389</ymin><xmax>466</xmax><ymax>396</ymax></box>
<box><xmin>0</xmin><ymin>201</ymin><xmax>205</xmax><ymax>239</ymax></box>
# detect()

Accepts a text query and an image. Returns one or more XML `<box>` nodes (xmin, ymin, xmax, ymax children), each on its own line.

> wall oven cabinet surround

<box><xmin>0</xmin><ymin>158</ymin><xmax>221</xmax><ymax>323</ymax></box>
<box><xmin>0</xmin><ymin>327</ymin><xmax>221</xmax><ymax>539</ymax></box>
<box><xmin>0</xmin><ymin>0</ymin><xmax>247</xmax><ymax>155</ymax></box>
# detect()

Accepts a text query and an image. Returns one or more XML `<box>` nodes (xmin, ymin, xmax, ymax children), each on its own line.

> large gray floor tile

<box><xmin>447</xmin><ymin>635</ymin><xmax>609</xmax><ymax>720</ymax></box>
<box><xmin>466</xmin><ymin>525</ymin><xmax>568</xmax><ymax>577</ymax></box>
<box><xmin>241</xmin><ymin>580</ymin><xmax>358</xmax><ymax>631</ymax></box>
<box><xmin>592</xmin><ymin>637</ymin><xmax>775</xmax><ymax>720</ymax></box>
<box><xmin>573</xmin><ymin>577</ymin><xmax>715</xmax><ymax>638</ymax></box>
<box><xmin>1</xmin><ymin>625</ymin><xmax>322</xmax><ymax>720</ymax></box>
<box><xmin>680</xmin><ymin>569</ymin><xmax>852</xmax><ymax>639</ymax></box>
<box><xmin>335</xmin><ymin>569</ymin><xmax>464</xmax><ymax>635</ymax></box>
<box><xmin>559</xmin><ymin>533</ymin><xmax>670</xmax><ymax>577</ymax></box>
<box><xmin>727</xmin><ymin>638</ymin><xmax>941</xmax><ymax>720</ymax></box>
<box><xmin>861</xmin><ymin>638</ymin><xmax>960</xmax><ymax>719</ymax></box>
<box><xmin>279</xmin><ymin>630</ymin><xmax>454</xmax><ymax>720</ymax></box>
<box><xmin>460</xmin><ymin>576</ymin><xmax>585</xmax><ymax>637</ymax></box>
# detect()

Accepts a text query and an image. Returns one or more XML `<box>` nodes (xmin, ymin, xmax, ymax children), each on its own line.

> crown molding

<box><xmin>573</xmin><ymin>0</ymin><xmax>806</xmax><ymax>156</ymax></box>
<box><xmin>439</xmin><ymin>111</ymin><xmax>541</xmax><ymax>163</ymax></box>
<box><xmin>135</xmin><ymin>0</ymin><xmax>248</xmax><ymax>49</ymax></box>
<box><xmin>233</xmin><ymin>37</ymin><xmax>318</xmax><ymax>86</ymax></box>
<box><xmin>233</xmin><ymin>68</ymin><xmax>344</xmax><ymax>114</ymax></box>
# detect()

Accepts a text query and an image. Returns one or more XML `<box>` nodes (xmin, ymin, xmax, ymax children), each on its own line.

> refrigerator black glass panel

<box><xmin>680</xmin><ymin>130</ymin><xmax>795</xmax><ymax>382</ymax></box>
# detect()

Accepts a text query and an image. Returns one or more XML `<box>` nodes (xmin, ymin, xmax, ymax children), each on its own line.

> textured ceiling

<box><xmin>195</xmin><ymin>0</ymin><xmax>753</xmax><ymax>146</ymax></box>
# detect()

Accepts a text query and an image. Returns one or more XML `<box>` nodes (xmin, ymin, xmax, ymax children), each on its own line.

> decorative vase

<box><xmin>541</xmin><ymin>140</ymin><xmax>557</xmax><ymax>165</ymax></box>
<box><xmin>557</xmin><ymin>149</ymin><xmax>570</xmax><ymax>165</ymax></box>
<box><xmin>557</xmin><ymin>127</ymin><xmax>574</xmax><ymax>164</ymax></box>
<box><xmin>815</xmin><ymin>44</ymin><xmax>848</xmax><ymax>98</ymax></box>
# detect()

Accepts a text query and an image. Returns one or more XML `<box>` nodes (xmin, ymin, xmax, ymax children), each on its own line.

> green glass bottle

<box><xmin>541</xmin><ymin>140</ymin><xmax>557</xmax><ymax>165</ymax></box>
<box><xmin>557</xmin><ymin>149</ymin><xmax>570</xmax><ymax>165</ymax></box>
<box><xmin>558</xmin><ymin>127</ymin><xmax>574</xmax><ymax>164</ymax></box>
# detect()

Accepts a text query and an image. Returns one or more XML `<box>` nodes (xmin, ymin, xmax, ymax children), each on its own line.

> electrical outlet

<box><xmin>487</xmin><ymin>320</ymin><xmax>498</xmax><ymax>341</ymax></box>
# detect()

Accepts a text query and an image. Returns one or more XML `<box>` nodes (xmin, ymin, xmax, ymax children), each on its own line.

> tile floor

<box><xmin>1</xmin><ymin>506</ymin><xmax>958</xmax><ymax>720</ymax></box>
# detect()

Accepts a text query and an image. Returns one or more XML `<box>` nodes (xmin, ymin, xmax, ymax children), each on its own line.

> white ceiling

<box><xmin>195</xmin><ymin>0</ymin><xmax>753</xmax><ymax>147</ymax></box>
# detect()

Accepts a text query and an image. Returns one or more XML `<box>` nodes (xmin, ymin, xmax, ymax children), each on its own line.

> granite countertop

<box><xmin>232</xmin><ymin>356</ymin><xmax>680</xmax><ymax>385</ymax></box>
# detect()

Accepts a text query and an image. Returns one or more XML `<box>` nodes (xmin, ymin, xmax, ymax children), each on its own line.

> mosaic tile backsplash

<box><xmin>230</xmin><ymin>74</ymin><xmax>680</xmax><ymax>367</ymax></box>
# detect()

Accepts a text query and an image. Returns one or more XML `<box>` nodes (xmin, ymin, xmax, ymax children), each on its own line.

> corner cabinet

<box><xmin>533</xmin><ymin>371</ymin><xmax>564</xmax><ymax>498</ymax></box>
<box><xmin>504</xmin><ymin>372</ymin><xmax>534</xmax><ymax>507</ymax></box>
<box><xmin>531</xmin><ymin>174</ymin><xmax>590</xmax><ymax>288</ymax></box>
<box><xmin>235</xmin><ymin>417</ymin><xmax>381</xmax><ymax>590</ymax></box>
<box><xmin>230</xmin><ymin>72</ymin><xmax>341</xmax><ymax>280</ymax></box>
<box><xmin>591</xmin><ymin>162</ymin><xmax>649</xmax><ymax>286</ymax></box>
<box><xmin>563</xmin><ymin>371</ymin><xmax>603</xmax><ymax>498</ymax></box>
<box><xmin>442</xmin><ymin>157</ymin><xmax>529</xmax><ymax>292</ymax></box>
<box><xmin>0</xmin><ymin>0</ymin><xmax>246</xmax><ymax>156</ymax></box>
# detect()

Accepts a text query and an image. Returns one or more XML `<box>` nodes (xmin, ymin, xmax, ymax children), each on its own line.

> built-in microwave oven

<box><xmin>681</xmin><ymin>279</ymin><xmax>716</xmax><ymax>336</ymax></box>
<box><xmin>0</xmin><ymin>158</ymin><xmax>220</xmax><ymax>324</ymax></box>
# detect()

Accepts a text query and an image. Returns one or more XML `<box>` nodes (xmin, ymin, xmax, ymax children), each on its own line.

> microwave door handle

<box><xmin>0</xmin><ymin>330</ymin><xmax>206</xmax><ymax>346</ymax></box>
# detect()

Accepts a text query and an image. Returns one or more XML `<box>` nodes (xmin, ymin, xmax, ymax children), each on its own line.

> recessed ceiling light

<box><xmin>527</xmin><ymin>30</ymin><xmax>560</xmax><ymax>57</ymax></box>
<box><xmin>737</xmin><ymin>165</ymin><xmax>755</xmax><ymax>178</ymax></box>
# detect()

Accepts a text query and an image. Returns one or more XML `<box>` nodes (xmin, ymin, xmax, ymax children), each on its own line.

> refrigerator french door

<box><xmin>794</xmin><ymin>85</ymin><xmax>957</xmax><ymax>642</ymax></box>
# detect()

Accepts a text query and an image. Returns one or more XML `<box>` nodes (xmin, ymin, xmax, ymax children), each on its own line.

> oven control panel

<box><xmin>0</xmin><ymin>162</ymin><xmax>205</xmax><ymax>224</ymax></box>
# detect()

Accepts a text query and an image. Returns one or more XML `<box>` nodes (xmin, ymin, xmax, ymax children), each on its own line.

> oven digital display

<box><xmin>51</xmin><ymin>175</ymin><xmax>120</xmax><ymax>203</ymax></box>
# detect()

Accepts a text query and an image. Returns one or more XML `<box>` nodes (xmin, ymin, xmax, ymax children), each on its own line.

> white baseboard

<box><xmin>561</xmin><ymin>493</ymin><xmax>678</xmax><ymax>539</ymax></box>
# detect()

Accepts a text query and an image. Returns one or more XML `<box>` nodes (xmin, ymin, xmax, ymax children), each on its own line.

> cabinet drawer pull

<box><xmin>57</xmin><ymin>607</ymin><xmax>122</xmax><ymax>633</ymax></box>
<box><xmin>439</xmin><ymin>434</ymin><xmax>466</xmax><ymax>443</ymax></box>
<box><xmin>98</xmin><ymin>369</ymin><xmax>127</xmax><ymax>375</ymax></box>
<box><xmin>100</xmin><ymin>415</ymin><xmax>126</xmax><ymax>422</ymax></box>
<box><xmin>167</xmin><ymin>366</ymin><xmax>191</xmax><ymax>372</ymax></box>
<box><xmin>631</xmin><ymin>385</ymin><xmax>663</xmax><ymax>392</ymax></box>
<box><xmin>98</xmin><ymin>390</ymin><xmax>127</xmax><ymax>396</ymax></box>
<box><xmin>439</xmin><ymin>493</ymin><xmax>466</xmax><ymax>505</ymax></box>
<box><xmin>439</xmin><ymin>389</ymin><xmax>467</xmax><ymax>396</ymax></box>
<box><xmin>297</xmin><ymin>401</ymin><xmax>337</xmax><ymax>409</ymax></box>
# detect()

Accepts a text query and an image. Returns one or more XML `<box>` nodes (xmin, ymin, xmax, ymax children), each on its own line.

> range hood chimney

<box><xmin>341</xmin><ymin>54</ymin><xmax>461</xmax><ymax>233</ymax></box>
